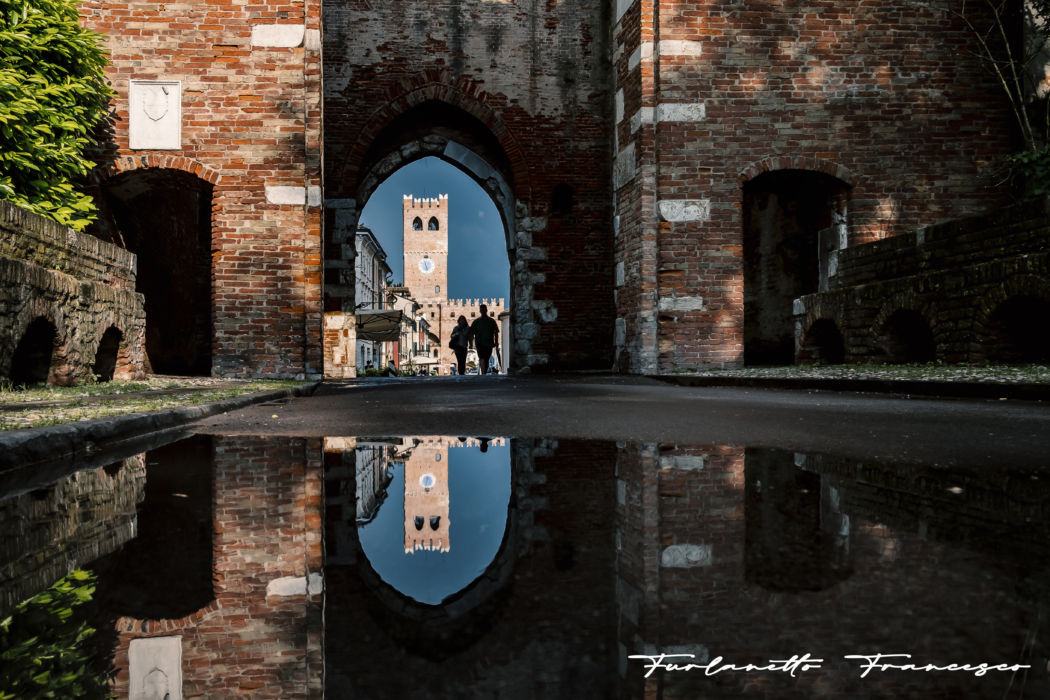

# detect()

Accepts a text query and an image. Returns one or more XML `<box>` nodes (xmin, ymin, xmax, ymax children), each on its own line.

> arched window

<box><xmin>428</xmin><ymin>216</ymin><xmax>439</xmax><ymax>230</ymax></box>
<box><xmin>412</xmin><ymin>217</ymin><xmax>422</xmax><ymax>230</ymax></box>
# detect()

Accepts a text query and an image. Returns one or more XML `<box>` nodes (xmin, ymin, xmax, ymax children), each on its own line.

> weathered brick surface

<box><xmin>796</xmin><ymin>196</ymin><xmax>1050</xmax><ymax>363</ymax></box>
<box><xmin>79</xmin><ymin>0</ymin><xmax>324</xmax><ymax>379</ymax></box>
<box><xmin>612</xmin><ymin>1</ymin><xmax>1014</xmax><ymax>372</ymax></box>
<box><xmin>0</xmin><ymin>201</ymin><xmax>146</xmax><ymax>383</ymax></box>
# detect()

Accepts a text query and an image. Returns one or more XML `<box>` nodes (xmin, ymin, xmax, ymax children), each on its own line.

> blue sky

<box><xmin>359</xmin><ymin>157</ymin><xmax>511</xmax><ymax>301</ymax></box>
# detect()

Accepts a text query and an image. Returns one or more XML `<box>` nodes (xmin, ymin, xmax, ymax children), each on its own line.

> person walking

<box><xmin>450</xmin><ymin>315</ymin><xmax>470</xmax><ymax>376</ymax></box>
<box><xmin>469</xmin><ymin>304</ymin><xmax>499</xmax><ymax>375</ymax></box>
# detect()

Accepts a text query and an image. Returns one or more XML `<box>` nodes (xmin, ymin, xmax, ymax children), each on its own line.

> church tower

<box><xmin>402</xmin><ymin>194</ymin><xmax>448</xmax><ymax>305</ymax></box>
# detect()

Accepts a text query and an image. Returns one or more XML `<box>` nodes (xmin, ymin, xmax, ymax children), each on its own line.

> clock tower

<box><xmin>402</xmin><ymin>194</ymin><xmax>449</xmax><ymax>305</ymax></box>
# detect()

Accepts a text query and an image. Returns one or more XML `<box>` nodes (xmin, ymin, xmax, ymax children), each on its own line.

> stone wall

<box><xmin>611</xmin><ymin>0</ymin><xmax>1014</xmax><ymax>373</ymax></box>
<box><xmin>795</xmin><ymin>196</ymin><xmax>1050</xmax><ymax>363</ymax></box>
<box><xmin>0</xmin><ymin>200</ymin><xmax>145</xmax><ymax>384</ymax></box>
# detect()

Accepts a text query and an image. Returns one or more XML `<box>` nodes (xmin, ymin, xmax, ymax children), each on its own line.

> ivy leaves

<box><xmin>0</xmin><ymin>0</ymin><xmax>113</xmax><ymax>230</ymax></box>
<box><xmin>0</xmin><ymin>569</ymin><xmax>113</xmax><ymax>699</ymax></box>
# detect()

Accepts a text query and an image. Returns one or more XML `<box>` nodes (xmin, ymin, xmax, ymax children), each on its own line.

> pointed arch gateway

<box><xmin>323</xmin><ymin>97</ymin><xmax>535</xmax><ymax>378</ymax></box>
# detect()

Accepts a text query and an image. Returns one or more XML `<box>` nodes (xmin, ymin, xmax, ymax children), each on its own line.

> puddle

<box><xmin>1</xmin><ymin>434</ymin><xmax>1048</xmax><ymax>698</ymax></box>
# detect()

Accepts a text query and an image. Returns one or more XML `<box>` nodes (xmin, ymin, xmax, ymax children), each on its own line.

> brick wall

<box><xmin>612</xmin><ymin>0</ymin><xmax>1015</xmax><ymax>373</ymax></box>
<box><xmin>79</xmin><ymin>0</ymin><xmax>324</xmax><ymax>379</ymax></box>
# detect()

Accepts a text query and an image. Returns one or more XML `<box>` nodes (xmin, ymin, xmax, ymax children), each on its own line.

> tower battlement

<box><xmin>402</xmin><ymin>193</ymin><xmax>448</xmax><ymax>210</ymax></box>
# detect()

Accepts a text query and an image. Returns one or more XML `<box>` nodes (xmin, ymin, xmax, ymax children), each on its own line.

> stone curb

<box><xmin>0</xmin><ymin>381</ymin><xmax>320</xmax><ymax>473</ymax></box>
<box><xmin>652</xmin><ymin>375</ymin><xmax>1050</xmax><ymax>401</ymax></box>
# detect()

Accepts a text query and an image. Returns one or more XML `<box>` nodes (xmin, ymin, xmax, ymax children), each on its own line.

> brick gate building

<box><xmin>73</xmin><ymin>0</ymin><xmax>1018</xmax><ymax>378</ymax></box>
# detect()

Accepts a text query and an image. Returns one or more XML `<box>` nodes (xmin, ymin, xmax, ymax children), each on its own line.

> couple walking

<box><xmin>450</xmin><ymin>304</ymin><xmax>499</xmax><ymax>376</ymax></box>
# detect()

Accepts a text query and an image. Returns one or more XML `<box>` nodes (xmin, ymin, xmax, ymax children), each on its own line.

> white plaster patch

<box><xmin>657</xmin><ymin>199</ymin><xmax>711</xmax><ymax>223</ymax></box>
<box><xmin>615</xmin><ymin>89</ymin><xmax>625</xmax><ymax>124</ymax></box>
<box><xmin>128</xmin><ymin>80</ymin><xmax>181</xmax><ymax>150</ymax></box>
<box><xmin>251</xmin><ymin>24</ymin><xmax>306</xmax><ymax>48</ymax></box>
<box><xmin>661</xmin><ymin>544</ymin><xmax>713</xmax><ymax>568</ymax></box>
<box><xmin>659</xmin><ymin>40</ymin><xmax>704</xmax><ymax>57</ymax></box>
<box><xmin>267</xmin><ymin>572</ymin><xmax>322</xmax><ymax>596</ymax></box>
<box><xmin>613</xmin><ymin>142</ymin><xmax>636</xmax><ymax>190</ymax></box>
<box><xmin>613</xmin><ymin>214</ymin><xmax>621</xmax><ymax>237</ymax></box>
<box><xmin>617</xmin><ymin>479</ymin><xmax>627</xmax><ymax>505</ymax></box>
<box><xmin>660</xmin><ymin>454</ymin><xmax>706</xmax><ymax>470</ymax></box>
<box><xmin>615</xmin><ymin>261</ymin><xmax>625</xmax><ymax>287</ymax></box>
<box><xmin>305</xmin><ymin>28</ymin><xmax>321</xmax><ymax>51</ymax></box>
<box><xmin>657</xmin><ymin>102</ymin><xmax>706</xmax><ymax>122</ymax></box>
<box><xmin>129</xmin><ymin>636</ymin><xmax>183</xmax><ymax>700</ymax></box>
<box><xmin>793</xmin><ymin>298</ymin><xmax>806</xmax><ymax>315</ymax></box>
<box><xmin>307</xmin><ymin>185</ymin><xmax>322</xmax><ymax>207</ymax></box>
<box><xmin>266</xmin><ymin>186</ymin><xmax>307</xmax><ymax>205</ymax></box>
<box><xmin>615</xmin><ymin>317</ymin><xmax>626</xmax><ymax>346</ymax></box>
<box><xmin>658</xmin><ymin>296</ymin><xmax>706</xmax><ymax>312</ymax></box>
<box><xmin>628</xmin><ymin>46</ymin><xmax>642</xmax><ymax>72</ymax></box>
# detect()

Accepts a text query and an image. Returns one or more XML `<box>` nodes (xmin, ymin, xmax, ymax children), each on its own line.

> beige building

<box><xmin>401</xmin><ymin>195</ymin><xmax>505</xmax><ymax>374</ymax></box>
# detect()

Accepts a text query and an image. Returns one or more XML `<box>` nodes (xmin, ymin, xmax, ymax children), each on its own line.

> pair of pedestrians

<box><xmin>449</xmin><ymin>304</ymin><xmax>499</xmax><ymax>376</ymax></box>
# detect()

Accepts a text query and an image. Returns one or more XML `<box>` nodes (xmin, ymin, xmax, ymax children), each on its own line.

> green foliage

<box><xmin>0</xmin><ymin>0</ymin><xmax>113</xmax><ymax>230</ymax></box>
<box><xmin>1008</xmin><ymin>146</ymin><xmax>1050</xmax><ymax>195</ymax></box>
<box><xmin>0</xmin><ymin>569</ymin><xmax>113</xmax><ymax>699</ymax></box>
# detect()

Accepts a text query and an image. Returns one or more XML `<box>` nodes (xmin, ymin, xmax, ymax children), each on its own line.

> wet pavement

<box><xmin>2</xmin><ymin>374</ymin><xmax>1050</xmax><ymax>698</ymax></box>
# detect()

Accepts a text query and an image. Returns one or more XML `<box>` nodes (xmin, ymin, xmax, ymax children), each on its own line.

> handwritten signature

<box><xmin>628</xmin><ymin>652</ymin><xmax>1031</xmax><ymax>679</ymax></box>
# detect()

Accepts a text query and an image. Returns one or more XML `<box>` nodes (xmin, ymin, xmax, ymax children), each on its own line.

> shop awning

<box><xmin>355</xmin><ymin>309</ymin><xmax>403</xmax><ymax>342</ymax></box>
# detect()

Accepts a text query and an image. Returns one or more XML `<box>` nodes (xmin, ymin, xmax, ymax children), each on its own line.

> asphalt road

<box><xmin>190</xmin><ymin>374</ymin><xmax>1050</xmax><ymax>469</ymax></box>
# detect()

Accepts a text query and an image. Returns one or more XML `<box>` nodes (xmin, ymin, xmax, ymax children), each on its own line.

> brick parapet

<box><xmin>0</xmin><ymin>200</ymin><xmax>136</xmax><ymax>289</ymax></box>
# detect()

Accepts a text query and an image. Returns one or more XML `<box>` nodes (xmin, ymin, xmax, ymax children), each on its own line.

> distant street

<box><xmin>192</xmin><ymin>374</ymin><xmax>1050</xmax><ymax>469</ymax></box>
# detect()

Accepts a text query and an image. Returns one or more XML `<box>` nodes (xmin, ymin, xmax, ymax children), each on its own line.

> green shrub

<box><xmin>0</xmin><ymin>0</ymin><xmax>113</xmax><ymax>230</ymax></box>
<box><xmin>0</xmin><ymin>569</ymin><xmax>113</xmax><ymax>699</ymax></box>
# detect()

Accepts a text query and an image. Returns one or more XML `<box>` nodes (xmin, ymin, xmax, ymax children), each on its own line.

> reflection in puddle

<box><xmin>1</xmin><ymin>436</ymin><xmax>1048</xmax><ymax>698</ymax></box>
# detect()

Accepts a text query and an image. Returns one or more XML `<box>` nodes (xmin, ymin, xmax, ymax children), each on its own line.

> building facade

<box><xmin>70</xmin><ymin>0</ymin><xmax>1025</xmax><ymax>380</ymax></box>
<box><xmin>354</xmin><ymin>226</ymin><xmax>391</xmax><ymax>371</ymax></box>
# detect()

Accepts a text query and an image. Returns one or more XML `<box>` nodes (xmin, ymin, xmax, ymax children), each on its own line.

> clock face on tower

<box><xmin>418</xmin><ymin>258</ymin><xmax>435</xmax><ymax>274</ymax></box>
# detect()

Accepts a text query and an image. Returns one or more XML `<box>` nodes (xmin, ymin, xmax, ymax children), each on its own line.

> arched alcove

<box><xmin>92</xmin><ymin>326</ymin><xmax>124</xmax><ymax>382</ymax></box>
<box><xmin>798</xmin><ymin>318</ymin><xmax>845</xmax><ymax>365</ymax></box>
<box><xmin>742</xmin><ymin>169</ymin><xmax>850</xmax><ymax>365</ymax></box>
<box><xmin>985</xmin><ymin>295</ymin><xmax>1050</xmax><ymax>363</ymax></box>
<box><xmin>9</xmin><ymin>317</ymin><xmax>58</xmax><ymax>387</ymax></box>
<box><xmin>877</xmin><ymin>309</ymin><xmax>937</xmax><ymax>363</ymax></box>
<box><xmin>91</xmin><ymin>168</ymin><xmax>213</xmax><ymax>376</ymax></box>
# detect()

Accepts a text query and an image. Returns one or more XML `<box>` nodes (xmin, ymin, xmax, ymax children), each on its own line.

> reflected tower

<box><xmin>403</xmin><ymin>440</ymin><xmax>450</xmax><ymax>553</ymax></box>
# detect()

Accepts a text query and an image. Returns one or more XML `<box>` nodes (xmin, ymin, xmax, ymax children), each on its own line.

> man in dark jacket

<box><xmin>469</xmin><ymin>304</ymin><xmax>500</xmax><ymax>375</ymax></box>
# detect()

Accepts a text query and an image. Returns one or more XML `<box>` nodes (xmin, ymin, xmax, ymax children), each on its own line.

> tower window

<box><xmin>428</xmin><ymin>216</ymin><xmax>439</xmax><ymax>231</ymax></box>
<box><xmin>412</xmin><ymin>217</ymin><xmax>422</xmax><ymax>230</ymax></box>
<box><xmin>435</xmin><ymin>285</ymin><xmax>440</xmax><ymax>294</ymax></box>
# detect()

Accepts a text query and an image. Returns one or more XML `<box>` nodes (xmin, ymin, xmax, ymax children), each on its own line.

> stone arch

<box><xmin>973</xmin><ymin>275</ymin><xmax>1050</xmax><ymax>363</ymax></box>
<box><xmin>871</xmin><ymin>300</ymin><xmax>940</xmax><ymax>363</ymax></box>
<box><xmin>738</xmin><ymin>156</ymin><xmax>854</xmax><ymax>189</ymax></box>
<box><xmin>90</xmin><ymin>165</ymin><xmax>215</xmax><ymax>376</ymax></box>
<box><xmin>92</xmin><ymin>325</ymin><xmax>124</xmax><ymax>382</ymax></box>
<box><xmin>324</xmin><ymin>95</ymin><xmax>541</xmax><ymax>376</ymax></box>
<box><xmin>9</xmin><ymin>316</ymin><xmax>60</xmax><ymax>387</ymax></box>
<box><xmin>797</xmin><ymin>318</ymin><xmax>846</xmax><ymax>365</ymax></box>
<box><xmin>741</xmin><ymin>168</ymin><xmax>851</xmax><ymax>365</ymax></box>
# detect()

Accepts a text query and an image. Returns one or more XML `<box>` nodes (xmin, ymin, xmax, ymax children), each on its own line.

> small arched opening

<box><xmin>986</xmin><ymin>295</ymin><xmax>1050</xmax><ymax>363</ymax></box>
<box><xmin>877</xmin><ymin>309</ymin><xmax>936</xmax><ymax>363</ymax></box>
<box><xmin>90</xmin><ymin>168</ymin><xmax>213</xmax><ymax>376</ymax></box>
<box><xmin>92</xmin><ymin>326</ymin><xmax>123</xmax><ymax>382</ymax></box>
<box><xmin>9</xmin><ymin>317</ymin><xmax>58</xmax><ymax>387</ymax></box>
<box><xmin>742</xmin><ymin>169</ymin><xmax>850</xmax><ymax>365</ymax></box>
<box><xmin>798</xmin><ymin>318</ymin><xmax>845</xmax><ymax>365</ymax></box>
